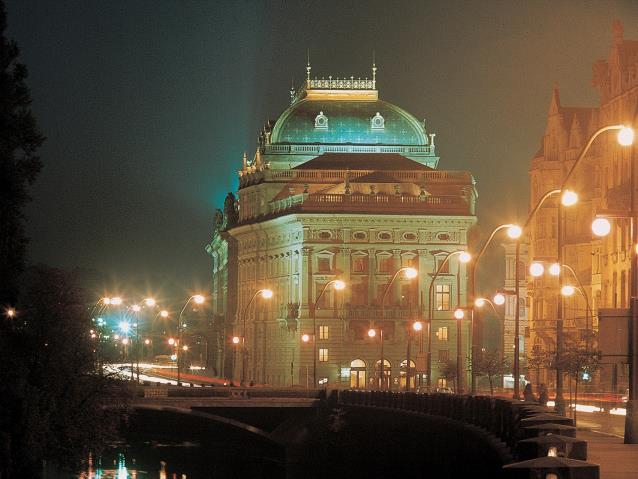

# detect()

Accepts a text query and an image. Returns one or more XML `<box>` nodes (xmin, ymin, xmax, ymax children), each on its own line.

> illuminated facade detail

<box><xmin>207</xmin><ymin>65</ymin><xmax>477</xmax><ymax>388</ymax></box>
<box><xmin>527</xmin><ymin>22</ymin><xmax>637</xmax><ymax>392</ymax></box>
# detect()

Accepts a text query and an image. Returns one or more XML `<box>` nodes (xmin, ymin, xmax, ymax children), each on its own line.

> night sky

<box><xmin>6</xmin><ymin>1</ymin><xmax>638</xmax><ymax>299</ymax></box>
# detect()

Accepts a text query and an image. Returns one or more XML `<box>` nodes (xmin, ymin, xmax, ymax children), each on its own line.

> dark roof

<box><xmin>293</xmin><ymin>153</ymin><xmax>433</xmax><ymax>171</ymax></box>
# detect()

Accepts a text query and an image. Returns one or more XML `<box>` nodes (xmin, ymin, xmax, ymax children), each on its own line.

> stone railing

<box><xmin>262</xmin><ymin>143</ymin><xmax>434</xmax><ymax>156</ymax></box>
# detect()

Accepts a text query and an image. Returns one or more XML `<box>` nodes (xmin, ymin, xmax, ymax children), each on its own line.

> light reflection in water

<box><xmin>79</xmin><ymin>451</ymin><xmax>158</xmax><ymax>479</ymax></box>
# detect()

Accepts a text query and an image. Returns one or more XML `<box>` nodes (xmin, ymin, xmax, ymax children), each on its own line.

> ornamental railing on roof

<box><xmin>262</xmin><ymin>144</ymin><xmax>435</xmax><ymax>156</ymax></box>
<box><xmin>266</xmin><ymin>169</ymin><xmax>470</xmax><ymax>183</ymax></box>
<box><xmin>307</xmin><ymin>77</ymin><xmax>375</xmax><ymax>90</ymax></box>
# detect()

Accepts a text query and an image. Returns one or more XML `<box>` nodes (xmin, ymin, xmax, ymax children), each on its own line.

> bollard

<box><xmin>503</xmin><ymin>455</ymin><xmax>599</xmax><ymax>479</ymax></box>
<box><xmin>523</xmin><ymin>422</ymin><xmax>577</xmax><ymax>439</ymax></box>
<box><xmin>516</xmin><ymin>434</ymin><xmax>588</xmax><ymax>461</ymax></box>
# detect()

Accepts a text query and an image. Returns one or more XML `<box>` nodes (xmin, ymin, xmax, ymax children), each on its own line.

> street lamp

<box><xmin>177</xmin><ymin>294</ymin><xmax>206</xmax><ymax>385</ymax></box>
<box><xmin>470</xmin><ymin>223</ymin><xmax>521</xmax><ymax>393</ymax></box>
<box><xmin>5</xmin><ymin>308</ymin><xmax>15</xmax><ymax>318</ymax></box>
<box><xmin>427</xmin><ymin>251</ymin><xmax>471</xmax><ymax>392</ymax></box>
<box><xmin>239</xmin><ymin>289</ymin><xmax>273</xmax><ymax>386</ymax></box>
<box><xmin>375</xmin><ymin>268</ymin><xmax>416</xmax><ymax>390</ymax></box>
<box><xmin>312</xmin><ymin>280</ymin><xmax>345</xmax><ymax>388</ymax></box>
<box><xmin>405</xmin><ymin>319</ymin><xmax>423</xmax><ymax>391</ymax></box>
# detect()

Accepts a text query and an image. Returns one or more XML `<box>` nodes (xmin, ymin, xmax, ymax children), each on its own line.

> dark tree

<box><xmin>0</xmin><ymin>266</ymin><xmax>128</xmax><ymax>477</ymax></box>
<box><xmin>468</xmin><ymin>351</ymin><xmax>509</xmax><ymax>396</ymax></box>
<box><xmin>0</xmin><ymin>0</ymin><xmax>45</xmax><ymax>307</ymax></box>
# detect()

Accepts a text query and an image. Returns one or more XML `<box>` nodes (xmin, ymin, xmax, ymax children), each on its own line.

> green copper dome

<box><xmin>270</xmin><ymin>99</ymin><xmax>428</xmax><ymax>146</ymax></box>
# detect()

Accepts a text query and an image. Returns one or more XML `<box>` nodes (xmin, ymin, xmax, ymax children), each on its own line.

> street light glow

<box><xmin>170</xmin><ymin>354</ymin><xmax>177</xmax><ymax>361</ymax></box>
<box><xmin>193</xmin><ymin>295</ymin><xmax>205</xmax><ymax>304</ymax></box>
<box><xmin>131</xmin><ymin>304</ymin><xmax>141</xmax><ymax>312</ymax></box>
<box><xmin>529</xmin><ymin>262</ymin><xmax>545</xmax><ymax>277</ymax></box>
<box><xmin>144</xmin><ymin>298</ymin><xmax>156</xmax><ymax>307</ymax></box>
<box><xmin>561</xmin><ymin>285</ymin><xmax>576</xmax><ymax>296</ymax></box>
<box><xmin>474</xmin><ymin>298</ymin><xmax>486</xmax><ymax>308</ymax></box>
<box><xmin>333</xmin><ymin>280</ymin><xmax>346</xmax><ymax>290</ymax></box>
<box><xmin>102</xmin><ymin>297</ymin><xmax>111</xmax><ymax>305</ymax></box>
<box><xmin>231</xmin><ymin>336</ymin><xmax>240</xmax><ymax>345</ymax></box>
<box><xmin>121</xmin><ymin>337</ymin><xmax>129</xmax><ymax>345</ymax></box>
<box><xmin>507</xmin><ymin>225</ymin><xmax>522</xmax><ymax>239</ymax></box>
<box><xmin>261</xmin><ymin>289</ymin><xmax>274</xmax><ymax>298</ymax></box>
<box><xmin>168</xmin><ymin>337</ymin><xmax>175</xmax><ymax>345</ymax></box>
<box><xmin>561</xmin><ymin>190</ymin><xmax>578</xmax><ymax>207</ymax></box>
<box><xmin>618</xmin><ymin>126</ymin><xmax>635</xmax><ymax>146</ymax></box>
<box><xmin>413</xmin><ymin>321</ymin><xmax>423</xmax><ymax>332</ymax></box>
<box><xmin>403</xmin><ymin>268</ymin><xmax>418</xmax><ymax>279</ymax></box>
<box><xmin>111</xmin><ymin>297</ymin><xmax>123</xmax><ymax>305</ymax></box>
<box><xmin>160</xmin><ymin>310</ymin><xmax>169</xmax><ymax>318</ymax></box>
<box><xmin>493</xmin><ymin>293</ymin><xmax>506</xmax><ymax>306</ymax></box>
<box><xmin>182</xmin><ymin>345</ymin><xmax>188</xmax><ymax>351</ymax></box>
<box><xmin>118</xmin><ymin>321</ymin><xmax>131</xmax><ymax>333</ymax></box>
<box><xmin>6</xmin><ymin>308</ymin><xmax>15</xmax><ymax>318</ymax></box>
<box><xmin>592</xmin><ymin>218</ymin><xmax>611</xmax><ymax>237</ymax></box>
<box><xmin>459</xmin><ymin>251</ymin><xmax>471</xmax><ymax>263</ymax></box>
<box><xmin>144</xmin><ymin>339</ymin><xmax>150</xmax><ymax>345</ymax></box>
<box><xmin>454</xmin><ymin>309</ymin><xmax>464</xmax><ymax>319</ymax></box>
<box><xmin>301</xmin><ymin>333</ymin><xmax>310</xmax><ymax>343</ymax></box>
<box><xmin>549</xmin><ymin>263</ymin><xmax>561</xmax><ymax>276</ymax></box>
<box><xmin>367</xmin><ymin>328</ymin><xmax>377</xmax><ymax>338</ymax></box>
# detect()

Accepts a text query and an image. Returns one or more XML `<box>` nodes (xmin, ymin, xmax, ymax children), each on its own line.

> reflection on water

<box><xmin>76</xmin><ymin>443</ymin><xmax>200</xmax><ymax>479</ymax></box>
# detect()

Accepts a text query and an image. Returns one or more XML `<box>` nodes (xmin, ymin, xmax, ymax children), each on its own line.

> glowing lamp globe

<box><xmin>561</xmin><ymin>285</ymin><xmax>576</xmax><ymax>296</ymax></box>
<box><xmin>121</xmin><ymin>337</ymin><xmax>129</xmax><ymax>345</ymax></box>
<box><xmin>132</xmin><ymin>304</ymin><xmax>141</xmax><ymax>312</ymax></box>
<box><xmin>260</xmin><ymin>289</ymin><xmax>274</xmax><ymax>299</ymax></box>
<box><xmin>618</xmin><ymin>126</ymin><xmax>635</xmax><ymax>146</ymax></box>
<box><xmin>529</xmin><ymin>262</ymin><xmax>544</xmax><ymax>277</ymax></box>
<box><xmin>404</xmin><ymin>268</ymin><xmax>418</xmax><ymax>279</ymax></box>
<box><xmin>493</xmin><ymin>293</ymin><xmax>506</xmax><ymax>306</ymax></box>
<box><xmin>182</xmin><ymin>345</ymin><xmax>188</xmax><ymax>351</ymax></box>
<box><xmin>474</xmin><ymin>298</ymin><xmax>486</xmax><ymax>308</ymax></box>
<box><xmin>231</xmin><ymin>336</ymin><xmax>240</xmax><ymax>345</ymax></box>
<box><xmin>413</xmin><ymin>321</ymin><xmax>423</xmax><ymax>332</ymax></box>
<box><xmin>507</xmin><ymin>225</ymin><xmax>522</xmax><ymax>239</ymax></box>
<box><xmin>454</xmin><ymin>309</ymin><xmax>464</xmax><ymax>320</ymax></box>
<box><xmin>103</xmin><ymin>297</ymin><xmax>111</xmax><ymax>305</ymax></box>
<box><xmin>459</xmin><ymin>251</ymin><xmax>472</xmax><ymax>263</ymax></box>
<box><xmin>561</xmin><ymin>190</ymin><xmax>578</xmax><ymax>207</ymax></box>
<box><xmin>6</xmin><ymin>308</ymin><xmax>16</xmax><ymax>318</ymax></box>
<box><xmin>592</xmin><ymin>218</ymin><xmax>611</xmax><ymax>237</ymax></box>
<box><xmin>160</xmin><ymin>310</ymin><xmax>169</xmax><ymax>318</ymax></box>
<box><xmin>193</xmin><ymin>295</ymin><xmax>205</xmax><ymax>304</ymax></box>
<box><xmin>119</xmin><ymin>321</ymin><xmax>131</xmax><ymax>333</ymax></box>
<box><xmin>333</xmin><ymin>280</ymin><xmax>346</xmax><ymax>290</ymax></box>
<box><xmin>170</xmin><ymin>354</ymin><xmax>177</xmax><ymax>361</ymax></box>
<box><xmin>549</xmin><ymin>263</ymin><xmax>561</xmax><ymax>276</ymax></box>
<box><xmin>111</xmin><ymin>297</ymin><xmax>123</xmax><ymax>305</ymax></box>
<box><xmin>368</xmin><ymin>329</ymin><xmax>377</xmax><ymax>338</ymax></box>
<box><xmin>301</xmin><ymin>334</ymin><xmax>310</xmax><ymax>343</ymax></box>
<box><xmin>168</xmin><ymin>337</ymin><xmax>175</xmax><ymax>345</ymax></box>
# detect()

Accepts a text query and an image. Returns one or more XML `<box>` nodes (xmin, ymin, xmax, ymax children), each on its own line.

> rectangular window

<box><xmin>315</xmin><ymin>282</ymin><xmax>330</xmax><ymax>308</ymax></box>
<box><xmin>435</xmin><ymin>284</ymin><xmax>451</xmax><ymax>311</ymax></box>
<box><xmin>351</xmin><ymin>281</ymin><xmax>368</xmax><ymax>306</ymax></box>
<box><xmin>436</xmin><ymin>256</ymin><xmax>449</xmax><ymax>274</ymax></box>
<box><xmin>438</xmin><ymin>349</ymin><xmax>449</xmax><ymax>362</ymax></box>
<box><xmin>378</xmin><ymin>257</ymin><xmax>393</xmax><ymax>273</ymax></box>
<box><xmin>319</xmin><ymin>325</ymin><xmax>329</xmax><ymax>340</ymax></box>
<box><xmin>319</xmin><ymin>348</ymin><xmax>328</xmax><ymax>362</ymax></box>
<box><xmin>402</xmin><ymin>256</ymin><xmax>416</xmax><ymax>268</ymax></box>
<box><xmin>437</xmin><ymin>326</ymin><xmax>448</xmax><ymax>341</ymax></box>
<box><xmin>317</xmin><ymin>257</ymin><xmax>331</xmax><ymax>273</ymax></box>
<box><xmin>352</xmin><ymin>257</ymin><xmax>368</xmax><ymax>273</ymax></box>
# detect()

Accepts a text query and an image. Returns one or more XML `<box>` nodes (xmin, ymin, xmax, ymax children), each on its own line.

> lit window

<box><xmin>319</xmin><ymin>348</ymin><xmax>328</xmax><ymax>362</ymax></box>
<box><xmin>318</xmin><ymin>377</ymin><xmax>329</xmax><ymax>385</ymax></box>
<box><xmin>435</xmin><ymin>284</ymin><xmax>451</xmax><ymax>311</ymax></box>
<box><xmin>437</xmin><ymin>326</ymin><xmax>448</xmax><ymax>341</ymax></box>
<box><xmin>319</xmin><ymin>325</ymin><xmax>329</xmax><ymax>340</ymax></box>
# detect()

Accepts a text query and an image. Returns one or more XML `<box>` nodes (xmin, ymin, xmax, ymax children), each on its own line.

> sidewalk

<box><xmin>577</xmin><ymin>429</ymin><xmax>638</xmax><ymax>479</ymax></box>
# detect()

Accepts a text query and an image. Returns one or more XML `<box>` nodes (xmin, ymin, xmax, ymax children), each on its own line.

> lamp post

<box><xmin>376</xmin><ymin>268</ymin><xmax>416</xmax><ymax>389</ymax></box>
<box><xmin>405</xmin><ymin>319</ymin><xmax>423</xmax><ymax>391</ymax></box>
<box><xmin>312</xmin><ymin>280</ymin><xmax>345</xmax><ymax>388</ymax></box>
<box><xmin>471</xmin><ymin>224</ymin><xmax>521</xmax><ymax>393</ymax></box>
<box><xmin>427</xmin><ymin>251</ymin><xmax>471</xmax><ymax>392</ymax></box>
<box><xmin>453</xmin><ymin>308</ymin><xmax>467</xmax><ymax>392</ymax></box>
<box><xmin>238</xmin><ymin>289</ymin><xmax>272</xmax><ymax>386</ymax></box>
<box><xmin>177</xmin><ymin>294</ymin><xmax>205</xmax><ymax>385</ymax></box>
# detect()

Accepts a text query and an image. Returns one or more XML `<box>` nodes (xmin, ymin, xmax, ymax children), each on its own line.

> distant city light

<box><xmin>119</xmin><ymin>321</ymin><xmax>131</xmax><ymax>333</ymax></box>
<box><xmin>121</xmin><ymin>337</ymin><xmax>129</xmax><ymax>345</ymax></box>
<box><xmin>232</xmin><ymin>336</ymin><xmax>240</xmax><ymax>345</ymax></box>
<box><xmin>170</xmin><ymin>354</ymin><xmax>177</xmax><ymax>361</ymax></box>
<box><xmin>131</xmin><ymin>304</ymin><xmax>141</xmax><ymax>312</ymax></box>
<box><xmin>413</xmin><ymin>321</ymin><xmax>423</xmax><ymax>332</ymax></box>
<box><xmin>168</xmin><ymin>338</ymin><xmax>175</xmax><ymax>345</ymax></box>
<box><xmin>301</xmin><ymin>334</ymin><xmax>310</xmax><ymax>343</ymax></box>
<box><xmin>110</xmin><ymin>297</ymin><xmax>123</xmax><ymax>305</ymax></box>
<box><xmin>160</xmin><ymin>310</ymin><xmax>169</xmax><ymax>318</ymax></box>
<box><xmin>144</xmin><ymin>298</ymin><xmax>156</xmax><ymax>307</ymax></box>
<box><xmin>193</xmin><ymin>295</ymin><xmax>205</xmax><ymax>304</ymax></box>
<box><xmin>368</xmin><ymin>329</ymin><xmax>377</xmax><ymax>338</ymax></box>
<box><xmin>6</xmin><ymin>308</ymin><xmax>16</xmax><ymax>318</ymax></box>
<box><xmin>144</xmin><ymin>339</ymin><xmax>151</xmax><ymax>345</ymax></box>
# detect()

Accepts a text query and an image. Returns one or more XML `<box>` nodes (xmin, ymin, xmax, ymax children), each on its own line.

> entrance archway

<box><xmin>374</xmin><ymin>359</ymin><xmax>392</xmax><ymax>389</ymax></box>
<box><xmin>399</xmin><ymin>359</ymin><xmax>416</xmax><ymax>389</ymax></box>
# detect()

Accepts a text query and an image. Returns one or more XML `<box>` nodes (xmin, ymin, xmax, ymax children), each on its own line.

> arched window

<box><xmin>350</xmin><ymin>359</ymin><xmax>367</xmax><ymax>389</ymax></box>
<box><xmin>374</xmin><ymin>359</ymin><xmax>392</xmax><ymax>389</ymax></box>
<box><xmin>399</xmin><ymin>359</ymin><xmax>417</xmax><ymax>389</ymax></box>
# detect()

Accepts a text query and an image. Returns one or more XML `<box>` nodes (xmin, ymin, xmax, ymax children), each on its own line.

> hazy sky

<box><xmin>6</xmin><ymin>0</ymin><xmax>638</xmax><ymax>297</ymax></box>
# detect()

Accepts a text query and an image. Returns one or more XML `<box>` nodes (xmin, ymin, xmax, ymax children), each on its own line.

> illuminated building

<box><xmin>206</xmin><ymin>63</ymin><xmax>477</xmax><ymax>389</ymax></box>
<box><xmin>527</xmin><ymin>22</ymin><xmax>638</xmax><ymax>392</ymax></box>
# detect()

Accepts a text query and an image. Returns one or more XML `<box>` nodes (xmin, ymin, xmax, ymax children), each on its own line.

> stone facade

<box><xmin>206</xmin><ymin>65</ymin><xmax>478</xmax><ymax>389</ymax></box>
<box><xmin>527</xmin><ymin>22</ymin><xmax>638</xmax><ymax>392</ymax></box>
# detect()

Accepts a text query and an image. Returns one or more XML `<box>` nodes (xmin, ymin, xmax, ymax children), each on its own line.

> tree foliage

<box><xmin>0</xmin><ymin>266</ymin><xmax>129</xmax><ymax>477</ymax></box>
<box><xmin>0</xmin><ymin>0</ymin><xmax>45</xmax><ymax>306</ymax></box>
<box><xmin>468</xmin><ymin>351</ymin><xmax>509</xmax><ymax>396</ymax></box>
